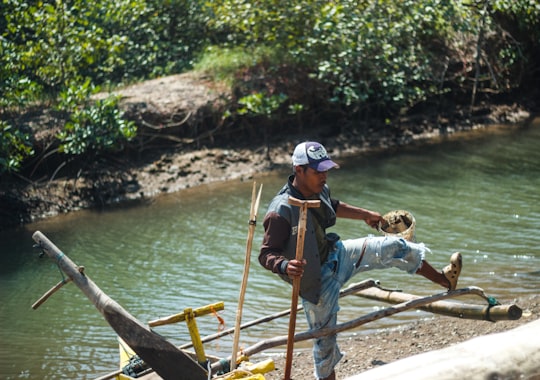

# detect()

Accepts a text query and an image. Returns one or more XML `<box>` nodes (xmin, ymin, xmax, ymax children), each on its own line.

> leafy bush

<box><xmin>0</xmin><ymin>121</ymin><xmax>34</xmax><ymax>174</ymax></box>
<box><xmin>1</xmin><ymin>0</ymin><xmax>539</xmax><ymax>176</ymax></box>
<box><xmin>237</xmin><ymin>92</ymin><xmax>288</xmax><ymax>117</ymax></box>
<box><xmin>1</xmin><ymin>0</ymin><xmax>209</xmax><ymax>102</ymax></box>
<box><xmin>56</xmin><ymin>80</ymin><xmax>136</xmax><ymax>156</ymax></box>
<box><xmin>204</xmin><ymin>0</ymin><xmax>539</xmax><ymax>115</ymax></box>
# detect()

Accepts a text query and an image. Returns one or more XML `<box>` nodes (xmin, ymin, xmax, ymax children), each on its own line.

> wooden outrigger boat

<box><xmin>30</xmin><ymin>182</ymin><xmax>526</xmax><ymax>380</ymax></box>
<box><xmin>31</xmin><ymin>229</ymin><xmax>523</xmax><ymax>380</ymax></box>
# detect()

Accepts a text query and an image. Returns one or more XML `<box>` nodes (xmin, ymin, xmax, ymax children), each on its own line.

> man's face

<box><xmin>294</xmin><ymin>166</ymin><xmax>328</xmax><ymax>197</ymax></box>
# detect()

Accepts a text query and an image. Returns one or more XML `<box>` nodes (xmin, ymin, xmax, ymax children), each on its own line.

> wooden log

<box><xmin>345</xmin><ymin>317</ymin><xmax>540</xmax><ymax>380</ymax></box>
<box><xmin>354</xmin><ymin>286</ymin><xmax>522</xmax><ymax>321</ymax></box>
<box><xmin>32</xmin><ymin>231</ymin><xmax>207</xmax><ymax>380</ymax></box>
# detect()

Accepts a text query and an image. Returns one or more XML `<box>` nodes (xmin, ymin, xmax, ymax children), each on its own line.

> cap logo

<box><xmin>307</xmin><ymin>145</ymin><xmax>328</xmax><ymax>161</ymax></box>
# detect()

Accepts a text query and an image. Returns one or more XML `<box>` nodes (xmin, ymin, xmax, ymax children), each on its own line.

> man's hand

<box><xmin>364</xmin><ymin>211</ymin><xmax>384</xmax><ymax>229</ymax></box>
<box><xmin>286</xmin><ymin>259</ymin><xmax>307</xmax><ymax>278</ymax></box>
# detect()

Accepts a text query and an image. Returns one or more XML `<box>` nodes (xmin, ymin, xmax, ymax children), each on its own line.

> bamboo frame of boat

<box><xmin>30</xmin><ymin>230</ymin><xmax>523</xmax><ymax>380</ymax></box>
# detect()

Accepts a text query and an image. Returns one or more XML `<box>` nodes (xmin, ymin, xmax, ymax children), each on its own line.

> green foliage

<box><xmin>56</xmin><ymin>80</ymin><xmax>136</xmax><ymax>156</ymax></box>
<box><xmin>205</xmin><ymin>0</ymin><xmax>326</xmax><ymax>51</ymax></box>
<box><xmin>0</xmin><ymin>31</ymin><xmax>43</xmax><ymax>109</ymax></box>
<box><xmin>194</xmin><ymin>45</ymin><xmax>282</xmax><ymax>84</ymax></box>
<box><xmin>0</xmin><ymin>121</ymin><xmax>34</xmax><ymax>174</ymax></box>
<box><xmin>492</xmin><ymin>0</ymin><xmax>540</xmax><ymax>30</ymax></box>
<box><xmin>1</xmin><ymin>0</ymin><xmax>539</xmax><ymax>174</ymax></box>
<box><xmin>1</xmin><ymin>0</ymin><xmax>209</xmax><ymax>103</ymax></box>
<box><xmin>3</xmin><ymin>0</ymin><xmax>128</xmax><ymax>92</ymax></box>
<box><xmin>237</xmin><ymin>92</ymin><xmax>288</xmax><ymax>117</ymax></box>
<box><xmin>206</xmin><ymin>0</ymin><xmax>538</xmax><ymax>114</ymax></box>
<box><xmin>490</xmin><ymin>0</ymin><xmax>540</xmax><ymax>80</ymax></box>
<box><xmin>206</xmin><ymin>0</ymin><xmax>470</xmax><ymax>111</ymax></box>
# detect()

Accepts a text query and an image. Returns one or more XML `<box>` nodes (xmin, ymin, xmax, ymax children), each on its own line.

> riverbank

<box><xmin>0</xmin><ymin>80</ymin><xmax>535</xmax><ymax>232</ymax></box>
<box><xmin>262</xmin><ymin>294</ymin><xmax>539</xmax><ymax>379</ymax></box>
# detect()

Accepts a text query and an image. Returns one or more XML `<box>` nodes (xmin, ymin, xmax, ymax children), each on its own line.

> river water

<box><xmin>1</xmin><ymin>120</ymin><xmax>539</xmax><ymax>379</ymax></box>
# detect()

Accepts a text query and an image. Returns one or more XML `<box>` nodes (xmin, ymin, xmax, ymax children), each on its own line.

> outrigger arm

<box><xmin>31</xmin><ymin>231</ymin><xmax>207</xmax><ymax>380</ymax></box>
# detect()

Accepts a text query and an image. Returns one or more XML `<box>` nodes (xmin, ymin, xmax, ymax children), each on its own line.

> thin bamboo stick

<box><xmin>231</xmin><ymin>182</ymin><xmax>263</xmax><ymax>370</ymax></box>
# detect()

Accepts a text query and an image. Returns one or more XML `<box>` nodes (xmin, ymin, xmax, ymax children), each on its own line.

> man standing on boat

<box><xmin>258</xmin><ymin>141</ymin><xmax>462</xmax><ymax>380</ymax></box>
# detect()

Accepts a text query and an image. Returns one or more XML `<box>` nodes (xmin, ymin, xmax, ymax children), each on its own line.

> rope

<box><xmin>213</xmin><ymin>367</ymin><xmax>256</xmax><ymax>379</ymax></box>
<box><xmin>485</xmin><ymin>295</ymin><xmax>501</xmax><ymax>322</ymax></box>
<box><xmin>55</xmin><ymin>262</ymin><xmax>66</xmax><ymax>282</ymax></box>
<box><xmin>211</xmin><ymin>305</ymin><xmax>226</xmax><ymax>333</ymax></box>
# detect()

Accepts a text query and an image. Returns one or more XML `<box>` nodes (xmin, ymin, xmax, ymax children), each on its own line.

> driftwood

<box><xmin>354</xmin><ymin>286</ymin><xmax>522</xmax><ymax>321</ymax></box>
<box><xmin>345</xmin><ymin>317</ymin><xmax>540</xmax><ymax>380</ymax></box>
<box><xmin>32</xmin><ymin>231</ymin><xmax>207</xmax><ymax>380</ymax></box>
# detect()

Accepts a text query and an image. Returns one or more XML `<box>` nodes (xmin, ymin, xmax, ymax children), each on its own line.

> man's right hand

<box><xmin>286</xmin><ymin>259</ymin><xmax>307</xmax><ymax>278</ymax></box>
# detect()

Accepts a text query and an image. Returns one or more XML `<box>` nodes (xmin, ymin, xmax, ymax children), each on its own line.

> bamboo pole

<box><xmin>354</xmin><ymin>286</ymin><xmax>522</xmax><ymax>321</ymax></box>
<box><xmin>231</xmin><ymin>182</ymin><xmax>263</xmax><ymax>370</ymax></box>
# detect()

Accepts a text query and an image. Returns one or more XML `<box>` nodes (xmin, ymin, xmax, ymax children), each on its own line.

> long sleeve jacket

<box><xmin>259</xmin><ymin>175</ymin><xmax>339</xmax><ymax>304</ymax></box>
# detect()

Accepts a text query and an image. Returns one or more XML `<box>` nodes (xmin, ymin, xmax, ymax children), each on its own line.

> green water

<box><xmin>1</xmin><ymin>120</ymin><xmax>539</xmax><ymax>379</ymax></box>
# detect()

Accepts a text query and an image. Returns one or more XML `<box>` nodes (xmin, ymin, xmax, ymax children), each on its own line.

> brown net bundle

<box><xmin>378</xmin><ymin>210</ymin><xmax>416</xmax><ymax>242</ymax></box>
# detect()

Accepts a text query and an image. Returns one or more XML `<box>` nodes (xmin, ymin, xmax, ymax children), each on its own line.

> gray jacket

<box><xmin>259</xmin><ymin>176</ymin><xmax>337</xmax><ymax>304</ymax></box>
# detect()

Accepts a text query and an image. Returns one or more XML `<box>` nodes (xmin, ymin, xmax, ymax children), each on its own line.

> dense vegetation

<box><xmin>1</xmin><ymin>0</ymin><xmax>539</xmax><ymax>175</ymax></box>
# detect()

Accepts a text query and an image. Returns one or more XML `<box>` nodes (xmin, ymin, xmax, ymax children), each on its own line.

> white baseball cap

<box><xmin>292</xmin><ymin>142</ymin><xmax>339</xmax><ymax>171</ymax></box>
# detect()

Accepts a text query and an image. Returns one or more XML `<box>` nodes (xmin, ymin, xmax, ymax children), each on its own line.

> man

<box><xmin>259</xmin><ymin>141</ymin><xmax>462</xmax><ymax>380</ymax></box>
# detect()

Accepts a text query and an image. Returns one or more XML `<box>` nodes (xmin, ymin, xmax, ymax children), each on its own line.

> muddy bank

<box><xmin>0</xmin><ymin>72</ymin><xmax>536</xmax><ymax>231</ymax></box>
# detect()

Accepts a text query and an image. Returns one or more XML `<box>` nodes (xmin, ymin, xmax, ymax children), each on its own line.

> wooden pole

<box><xmin>32</xmin><ymin>231</ymin><xmax>207</xmax><ymax>380</ymax></box>
<box><xmin>283</xmin><ymin>196</ymin><xmax>320</xmax><ymax>380</ymax></box>
<box><xmin>231</xmin><ymin>182</ymin><xmax>263</xmax><ymax>370</ymax></box>
<box><xmin>31</xmin><ymin>277</ymin><xmax>72</xmax><ymax>309</ymax></box>
<box><xmin>354</xmin><ymin>286</ymin><xmax>522</xmax><ymax>321</ymax></box>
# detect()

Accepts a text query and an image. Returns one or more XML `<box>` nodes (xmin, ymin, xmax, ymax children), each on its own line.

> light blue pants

<box><xmin>301</xmin><ymin>236</ymin><xmax>429</xmax><ymax>379</ymax></box>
